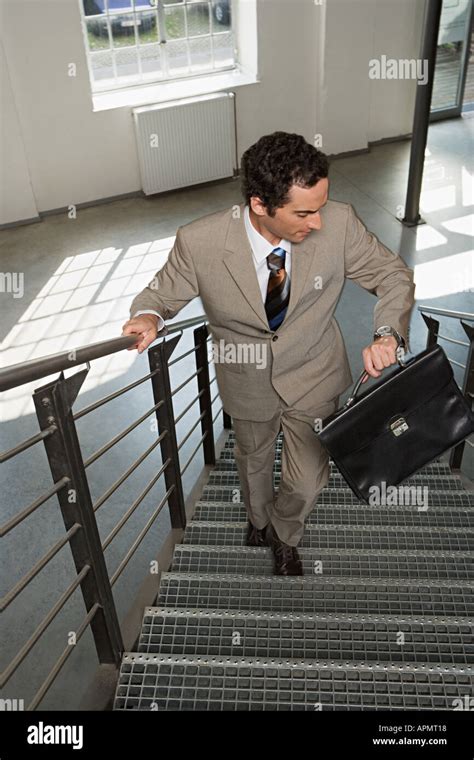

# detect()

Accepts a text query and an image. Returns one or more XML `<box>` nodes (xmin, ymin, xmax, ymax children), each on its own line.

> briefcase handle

<box><xmin>343</xmin><ymin>347</ymin><xmax>407</xmax><ymax>411</ymax></box>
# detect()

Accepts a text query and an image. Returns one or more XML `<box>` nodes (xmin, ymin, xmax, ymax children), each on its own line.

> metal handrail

<box><xmin>418</xmin><ymin>305</ymin><xmax>474</xmax><ymax>321</ymax></box>
<box><xmin>1</xmin><ymin>314</ymin><xmax>225</xmax><ymax>710</ymax></box>
<box><xmin>0</xmin><ymin>314</ymin><xmax>209</xmax><ymax>392</ymax></box>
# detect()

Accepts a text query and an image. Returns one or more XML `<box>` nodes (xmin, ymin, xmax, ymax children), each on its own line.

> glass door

<box><xmin>430</xmin><ymin>0</ymin><xmax>474</xmax><ymax>119</ymax></box>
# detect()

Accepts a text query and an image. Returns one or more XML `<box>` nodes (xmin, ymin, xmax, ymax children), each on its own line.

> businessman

<box><xmin>122</xmin><ymin>131</ymin><xmax>415</xmax><ymax>576</ymax></box>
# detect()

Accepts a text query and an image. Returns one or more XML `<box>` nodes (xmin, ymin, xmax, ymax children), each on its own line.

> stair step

<box><xmin>171</xmin><ymin>545</ymin><xmax>474</xmax><ymax>580</ymax></box>
<box><xmin>182</xmin><ymin>522</ymin><xmax>474</xmax><ymax>552</ymax></box>
<box><xmin>200</xmin><ymin>486</ymin><xmax>474</xmax><ymax>507</ymax></box>
<box><xmin>114</xmin><ymin>653</ymin><xmax>472</xmax><ymax>710</ymax></box>
<box><xmin>216</xmin><ymin>455</ymin><xmax>453</xmax><ymax>478</ymax></box>
<box><xmin>137</xmin><ymin>607</ymin><xmax>474</xmax><ymax>664</ymax></box>
<box><xmin>158</xmin><ymin>573</ymin><xmax>474</xmax><ymax>617</ymax></box>
<box><xmin>208</xmin><ymin>470</ymin><xmax>464</xmax><ymax>490</ymax></box>
<box><xmin>192</xmin><ymin>501</ymin><xmax>474</xmax><ymax>527</ymax></box>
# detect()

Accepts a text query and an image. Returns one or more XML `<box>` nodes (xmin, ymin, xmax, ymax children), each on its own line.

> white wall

<box><xmin>0</xmin><ymin>37</ymin><xmax>39</xmax><ymax>225</ymax></box>
<box><xmin>1</xmin><ymin>0</ymin><xmax>426</xmax><ymax>224</ymax></box>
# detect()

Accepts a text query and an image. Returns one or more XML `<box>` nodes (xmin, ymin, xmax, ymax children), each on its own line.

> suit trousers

<box><xmin>232</xmin><ymin>394</ymin><xmax>339</xmax><ymax>547</ymax></box>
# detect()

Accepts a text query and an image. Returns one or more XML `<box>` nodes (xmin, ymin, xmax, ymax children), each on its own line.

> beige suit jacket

<box><xmin>130</xmin><ymin>200</ymin><xmax>415</xmax><ymax>421</ymax></box>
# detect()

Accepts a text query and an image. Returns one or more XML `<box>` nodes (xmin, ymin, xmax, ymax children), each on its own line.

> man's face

<box><xmin>250</xmin><ymin>178</ymin><xmax>329</xmax><ymax>244</ymax></box>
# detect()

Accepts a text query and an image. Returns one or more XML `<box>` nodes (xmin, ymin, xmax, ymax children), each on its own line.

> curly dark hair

<box><xmin>241</xmin><ymin>132</ymin><xmax>329</xmax><ymax>216</ymax></box>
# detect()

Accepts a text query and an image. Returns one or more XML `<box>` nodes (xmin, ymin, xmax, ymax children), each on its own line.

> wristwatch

<box><xmin>374</xmin><ymin>325</ymin><xmax>406</xmax><ymax>364</ymax></box>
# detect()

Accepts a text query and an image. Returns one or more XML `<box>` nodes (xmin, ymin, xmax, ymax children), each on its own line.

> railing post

<box><xmin>421</xmin><ymin>313</ymin><xmax>440</xmax><ymax>348</ymax></box>
<box><xmin>449</xmin><ymin>321</ymin><xmax>474</xmax><ymax>470</ymax></box>
<box><xmin>32</xmin><ymin>369</ymin><xmax>123</xmax><ymax>666</ymax></box>
<box><xmin>193</xmin><ymin>324</ymin><xmax>216</xmax><ymax>465</ymax></box>
<box><xmin>148</xmin><ymin>335</ymin><xmax>187</xmax><ymax>529</ymax></box>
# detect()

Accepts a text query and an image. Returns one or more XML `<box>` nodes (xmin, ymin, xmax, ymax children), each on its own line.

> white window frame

<box><xmin>79</xmin><ymin>0</ymin><xmax>237</xmax><ymax>94</ymax></box>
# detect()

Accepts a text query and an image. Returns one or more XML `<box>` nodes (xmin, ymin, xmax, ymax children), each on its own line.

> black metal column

<box><xmin>421</xmin><ymin>313</ymin><xmax>440</xmax><ymax>348</ymax></box>
<box><xmin>33</xmin><ymin>369</ymin><xmax>124</xmax><ymax>665</ymax></box>
<box><xmin>402</xmin><ymin>0</ymin><xmax>443</xmax><ymax>226</ymax></box>
<box><xmin>194</xmin><ymin>324</ymin><xmax>216</xmax><ymax>465</ymax></box>
<box><xmin>148</xmin><ymin>335</ymin><xmax>187</xmax><ymax>529</ymax></box>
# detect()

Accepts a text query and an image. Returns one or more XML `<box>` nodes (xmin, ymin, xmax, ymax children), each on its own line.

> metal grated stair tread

<box><xmin>182</xmin><ymin>521</ymin><xmax>474</xmax><ymax>551</ymax></box>
<box><xmin>199</xmin><ymin>486</ymin><xmax>474</xmax><ymax>507</ymax></box>
<box><xmin>192</xmin><ymin>502</ymin><xmax>474</xmax><ymax>527</ymax></box>
<box><xmin>137</xmin><ymin>606</ymin><xmax>474</xmax><ymax>664</ymax></box>
<box><xmin>208</xmin><ymin>470</ymin><xmax>465</xmax><ymax>490</ymax></box>
<box><xmin>171</xmin><ymin>544</ymin><xmax>474</xmax><ymax>579</ymax></box>
<box><xmin>215</xmin><ymin>456</ymin><xmax>453</xmax><ymax>478</ymax></box>
<box><xmin>114</xmin><ymin>652</ymin><xmax>472</xmax><ymax>711</ymax></box>
<box><xmin>157</xmin><ymin>572</ymin><xmax>474</xmax><ymax>616</ymax></box>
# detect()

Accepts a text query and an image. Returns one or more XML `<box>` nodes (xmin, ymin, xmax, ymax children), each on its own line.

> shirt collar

<box><xmin>244</xmin><ymin>205</ymin><xmax>292</xmax><ymax>264</ymax></box>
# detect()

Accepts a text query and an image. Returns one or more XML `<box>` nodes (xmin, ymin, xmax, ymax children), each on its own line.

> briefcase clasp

<box><xmin>390</xmin><ymin>417</ymin><xmax>409</xmax><ymax>436</ymax></box>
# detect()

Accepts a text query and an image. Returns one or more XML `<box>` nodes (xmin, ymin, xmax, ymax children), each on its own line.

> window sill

<box><xmin>92</xmin><ymin>68</ymin><xmax>259</xmax><ymax>112</ymax></box>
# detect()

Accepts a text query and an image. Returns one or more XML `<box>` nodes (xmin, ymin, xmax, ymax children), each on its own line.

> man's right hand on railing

<box><xmin>121</xmin><ymin>315</ymin><xmax>159</xmax><ymax>354</ymax></box>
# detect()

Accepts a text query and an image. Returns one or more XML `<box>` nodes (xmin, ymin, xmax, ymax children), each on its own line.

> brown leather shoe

<box><xmin>266</xmin><ymin>523</ymin><xmax>303</xmax><ymax>576</ymax></box>
<box><xmin>246</xmin><ymin>521</ymin><xmax>268</xmax><ymax>547</ymax></box>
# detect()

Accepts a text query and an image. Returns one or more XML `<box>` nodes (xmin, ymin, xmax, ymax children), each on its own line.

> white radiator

<box><xmin>133</xmin><ymin>92</ymin><xmax>237</xmax><ymax>195</ymax></box>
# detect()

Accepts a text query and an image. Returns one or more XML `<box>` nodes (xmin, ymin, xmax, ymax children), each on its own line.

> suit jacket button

<box><xmin>272</xmin><ymin>335</ymin><xmax>278</xmax><ymax>341</ymax></box>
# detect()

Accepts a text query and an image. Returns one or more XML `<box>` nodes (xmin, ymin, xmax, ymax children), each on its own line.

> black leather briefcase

<box><xmin>317</xmin><ymin>344</ymin><xmax>474</xmax><ymax>503</ymax></box>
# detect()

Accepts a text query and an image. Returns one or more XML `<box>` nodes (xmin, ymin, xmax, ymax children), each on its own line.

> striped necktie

<box><xmin>265</xmin><ymin>246</ymin><xmax>290</xmax><ymax>330</ymax></box>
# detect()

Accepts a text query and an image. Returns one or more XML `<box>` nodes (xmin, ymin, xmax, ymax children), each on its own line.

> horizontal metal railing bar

<box><xmin>211</xmin><ymin>391</ymin><xmax>219</xmax><ymax>405</ymax></box>
<box><xmin>0</xmin><ymin>565</ymin><xmax>90</xmax><ymax>688</ymax></box>
<box><xmin>170</xmin><ymin>368</ymin><xmax>202</xmax><ymax>397</ymax></box>
<box><xmin>209</xmin><ymin>375</ymin><xmax>217</xmax><ymax>385</ymax></box>
<box><xmin>92</xmin><ymin>432</ymin><xmax>167</xmax><ymax>513</ymax></box>
<box><xmin>0</xmin><ymin>314</ymin><xmax>208</xmax><ymax>393</ymax></box>
<box><xmin>176</xmin><ymin>411</ymin><xmax>206</xmax><ymax>451</ymax></box>
<box><xmin>73</xmin><ymin>369</ymin><xmax>160</xmax><ymax>421</ymax></box>
<box><xmin>168</xmin><ymin>344</ymin><xmax>200</xmax><ymax>366</ymax></box>
<box><xmin>180</xmin><ymin>433</ymin><xmax>207</xmax><ymax>477</ymax></box>
<box><xmin>101</xmin><ymin>458</ymin><xmax>171</xmax><ymax>551</ymax></box>
<box><xmin>27</xmin><ymin>602</ymin><xmax>101</xmax><ymax>711</ymax></box>
<box><xmin>418</xmin><ymin>305</ymin><xmax>474</xmax><ymax>321</ymax></box>
<box><xmin>0</xmin><ymin>476</ymin><xmax>70</xmax><ymax>538</ymax></box>
<box><xmin>436</xmin><ymin>334</ymin><xmax>470</xmax><ymax>348</ymax></box>
<box><xmin>109</xmin><ymin>485</ymin><xmax>174</xmax><ymax>586</ymax></box>
<box><xmin>448</xmin><ymin>358</ymin><xmax>466</xmax><ymax>369</ymax></box>
<box><xmin>0</xmin><ymin>425</ymin><xmax>57</xmax><ymax>464</ymax></box>
<box><xmin>83</xmin><ymin>400</ymin><xmax>164</xmax><ymax>468</ymax></box>
<box><xmin>161</xmin><ymin>315</ymin><xmax>207</xmax><ymax>334</ymax></box>
<box><xmin>212</xmin><ymin>404</ymin><xmax>223</xmax><ymax>423</ymax></box>
<box><xmin>174</xmin><ymin>390</ymin><xmax>204</xmax><ymax>425</ymax></box>
<box><xmin>0</xmin><ymin>336</ymin><xmax>137</xmax><ymax>393</ymax></box>
<box><xmin>1</xmin><ymin>524</ymin><xmax>82</xmax><ymax>612</ymax></box>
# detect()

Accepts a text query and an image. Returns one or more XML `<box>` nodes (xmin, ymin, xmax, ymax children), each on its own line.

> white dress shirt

<box><xmin>134</xmin><ymin>205</ymin><xmax>292</xmax><ymax>329</ymax></box>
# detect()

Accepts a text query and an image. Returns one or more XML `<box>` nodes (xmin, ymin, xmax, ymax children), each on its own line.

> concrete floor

<box><xmin>1</xmin><ymin>112</ymin><xmax>473</xmax><ymax>709</ymax></box>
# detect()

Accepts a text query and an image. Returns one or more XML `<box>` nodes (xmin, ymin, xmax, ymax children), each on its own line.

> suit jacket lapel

<box><xmin>222</xmin><ymin>203</ymin><xmax>316</xmax><ymax>329</ymax></box>
<box><xmin>223</xmin><ymin>205</ymin><xmax>269</xmax><ymax>328</ymax></box>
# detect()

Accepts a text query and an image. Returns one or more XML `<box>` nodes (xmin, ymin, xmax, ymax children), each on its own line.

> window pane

<box><xmin>166</xmin><ymin>38</ymin><xmax>190</xmax><ymax>74</ymax></box>
<box><xmin>189</xmin><ymin>35</ymin><xmax>211</xmax><ymax>72</ymax></box>
<box><xmin>115</xmin><ymin>46</ymin><xmax>139</xmax><ymax>78</ymax></box>
<box><xmin>165</xmin><ymin>6</ymin><xmax>186</xmax><ymax>39</ymax></box>
<box><xmin>186</xmin><ymin>3</ymin><xmax>210</xmax><ymax>37</ymax></box>
<box><xmin>82</xmin><ymin>0</ymin><xmax>105</xmax><ymax>17</ymax></box>
<box><xmin>212</xmin><ymin>31</ymin><xmax>233</xmax><ymax>68</ymax></box>
<box><xmin>111</xmin><ymin>13</ymin><xmax>137</xmax><ymax>47</ymax></box>
<box><xmin>136</xmin><ymin>11</ymin><xmax>159</xmax><ymax>43</ymax></box>
<box><xmin>86</xmin><ymin>18</ymin><xmax>110</xmax><ymax>50</ymax></box>
<box><xmin>211</xmin><ymin>0</ymin><xmax>231</xmax><ymax>31</ymax></box>
<box><xmin>108</xmin><ymin>0</ymin><xmax>134</xmax><ymax>13</ymax></box>
<box><xmin>139</xmin><ymin>43</ymin><xmax>163</xmax><ymax>77</ymax></box>
<box><xmin>90</xmin><ymin>50</ymin><xmax>114</xmax><ymax>82</ymax></box>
